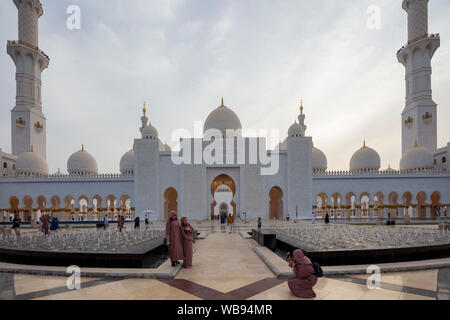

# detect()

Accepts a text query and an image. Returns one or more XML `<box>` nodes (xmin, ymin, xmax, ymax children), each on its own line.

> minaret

<box><xmin>397</xmin><ymin>0</ymin><xmax>439</xmax><ymax>154</ymax></box>
<box><xmin>7</xmin><ymin>0</ymin><xmax>49</xmax><ymax>160</ymax></box>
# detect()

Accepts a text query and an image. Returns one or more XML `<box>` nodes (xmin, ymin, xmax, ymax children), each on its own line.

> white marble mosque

<box><xmin>0</xmin><ymin>0</ymin><xmax>449</xmax><ymax>224</ymax></box>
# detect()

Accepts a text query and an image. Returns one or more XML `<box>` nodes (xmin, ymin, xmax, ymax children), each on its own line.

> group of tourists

<box><xmin>165</xmin><ymin>211</ymin><xmax>195</xmax><ymax>268</ymax></box>
<box><xmin>39</xmin><ymin>213</ymin><xmax>60</xmax><ymax>236</ymax></box>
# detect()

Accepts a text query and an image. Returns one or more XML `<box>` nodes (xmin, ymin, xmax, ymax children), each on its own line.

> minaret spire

<box><xmin>298</xmin><ymin>100</ymin><xmax>307</xmax><ymax>136</ymax></box>
<box><xmin>398</xmin><ymin>0</ymin><xmax>439</xmax><ymax>154</ymax></box>
<box><xmin>140</xmin><ymin>101</ymin><xmax>149</xmax><ymax>133</ymax></box>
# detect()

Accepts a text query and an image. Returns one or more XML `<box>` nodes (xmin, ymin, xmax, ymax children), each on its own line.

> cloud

<box><xmin>0</xmin><ymin>0</ymin><xmax>449</xmax><ymax>173</ymax></box>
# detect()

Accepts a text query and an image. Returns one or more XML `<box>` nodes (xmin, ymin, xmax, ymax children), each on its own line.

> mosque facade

<box><xmin>0</xmin><ymin>0</ymin><xmax>449</xmax><ymax>223</ymax></box>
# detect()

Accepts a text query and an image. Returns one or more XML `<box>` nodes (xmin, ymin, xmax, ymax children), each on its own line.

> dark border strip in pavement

<box><xmin>331</xmin><ymin>275</ymin><xmax>437</xmax><ymax>299</ymax></box>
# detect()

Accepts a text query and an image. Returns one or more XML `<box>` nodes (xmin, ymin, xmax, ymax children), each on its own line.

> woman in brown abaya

<box><xmin>180</xmin><ymin>217</ymin><xmax>195</xmax><ymax>268</ymax></box>
<box><xmin>287</xmin><ymin>249</ymin><xmax>318</xmax><ymax>298</ymax></box>
<box><xmin>165</xmin><ymin>211</ymin><xmax>184</xmax><ymax>267</ymax></box>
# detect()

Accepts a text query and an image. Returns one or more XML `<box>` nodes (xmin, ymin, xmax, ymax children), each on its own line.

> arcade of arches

<box><xmin>314</xmin><ymin>191</ymin><xmax>449</xmax><ymax>220</ymax></box>
<box><xmin>1</xmin><ymin>194</ymin><xmax>135</xmax><ymax>223</ymax></box>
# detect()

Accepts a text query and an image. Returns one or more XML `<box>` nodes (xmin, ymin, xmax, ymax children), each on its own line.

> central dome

<box><xmin>204</xmin><ymin>99</ymin><xmax>242</xmax><ymax>138</ymax></box>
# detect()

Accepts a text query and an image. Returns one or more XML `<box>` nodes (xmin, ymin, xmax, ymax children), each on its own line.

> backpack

<box><xmin>311</xmin><ymin>261</ymin><xmax>324</xmax><ymax>278</ymax></box>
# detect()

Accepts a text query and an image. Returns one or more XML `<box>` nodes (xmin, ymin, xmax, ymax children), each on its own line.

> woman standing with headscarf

<box><xmin>286</xmin><ymin>249</ymin><xmax>317</xmax><ymax>298</ymax></box>
<box><xmin>166</xmin><ymin>211</ymin><xmax>184</xmax><ymax>267</ymax></box>
<box><xmin>180</xmin><ymin>217</ymin><xmax>195</xmax><ymax>269</ymax></box>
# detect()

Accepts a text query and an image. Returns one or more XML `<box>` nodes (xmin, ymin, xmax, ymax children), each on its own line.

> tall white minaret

<box><xmin>397</xmin><ymin>0</ymin><xmax>439</xmax><ymax>155</ymax></box>
<box><xmin>7</xmin><ymin>0</ymin><xmax>49</xmax><ymax>160</ymax></box>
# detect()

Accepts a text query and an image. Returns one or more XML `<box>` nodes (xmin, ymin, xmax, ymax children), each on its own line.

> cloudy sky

<box><xmin>0</xmin><ymin>0</ymin><xmax>449</xmax><ymax>173</ymax></box>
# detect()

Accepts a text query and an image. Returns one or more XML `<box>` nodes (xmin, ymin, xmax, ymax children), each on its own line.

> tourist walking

<box><xmin>286</xmin><ymin>249</ymin><xmax>318</xmax><ymax>299</ymax></box>
<box><xmin>40</xmin><ymin>213</ymin><xmax>50</xmax><ymax>236</ymax></box>
<box><xmin>117</xmin><ymin>215</ymin><xmax>125</xmax><ymax>232</ymax></box>
<box><xmin>180</xmin><ymin>217</ymin><xmax>195</xmax><ymax>269</ymax></box>
<box><xmin>227</xmin><ymin>214</ymin><xmax>234</xmax><ymax>234</ymax></box>
<box><xmin>145</xmin><ymin>214</ymin><xmax>149</xmax><ymax>229</ymax></box>
<box><xmin>312</xmin><ymin>212</ymin><xmax>316</xmax><ymax>224</ymax></box>
<box><xmin>325</xmin><ymin>213</ymin><xmax>330</xmax><ymax>224</ymax></box>
<box><xmin>258</xmin><ymin>217</ymin><xmax>262</xmax><ymax>230</ymax></box>
<box><xmin>134</xmin><ymin>216</ymin><xmax>140</xmax><ymax>229</ymax></box>
<box><xmin>39</xmin><ymin>214</ymin><xmax>44</xmax><ymax>233</ymax></box>
<box><xmin>12</xmin><ymin>215</ymin><xmax>21</xmax><ymax>238</ymax></box>
<box><xmin>103</xmin><ymin>214</ymin><xmax>109</xmax><ymax>230</ymax></box>
<box><xmin>165</xmin><ymin>211</ymin><xmax>184</xmax><ymax>267</ymax></box>
<box><xmin>50</xmin><ymin>216</ymin><xmax>60</xmax><ymax>233</ymax></box>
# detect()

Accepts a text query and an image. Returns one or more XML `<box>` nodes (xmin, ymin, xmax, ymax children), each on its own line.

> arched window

<box><xmin>3</xmin><ymin>162</ymin><xmax>7</xmax><ymax>169</ymax></box>
<box><xmin>443</xmin><ymin>157</ymin><xmax>447</xmax><ymax>164</ymax></box>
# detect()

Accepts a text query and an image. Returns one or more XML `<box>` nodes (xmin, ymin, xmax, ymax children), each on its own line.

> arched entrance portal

<box><xmin>211</xmin><ymin>174</ymin><xmax>236</xmax><ymax>220</ymax></box>
<box><xmin>269</xmin><ymin>187</ymin><xmax>283</xmax><ymax>220</ymax></box>
<box><xmin>164</xmin><ymin>188</ymin><xmax>178</xmax><ymax>220</ymax></box>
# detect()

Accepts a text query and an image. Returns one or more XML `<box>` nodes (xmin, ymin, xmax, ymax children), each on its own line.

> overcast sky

<box><xmin>0</xmin><ymin>0</ymin><xmax>449</xmax><ymax>173</ymax></box>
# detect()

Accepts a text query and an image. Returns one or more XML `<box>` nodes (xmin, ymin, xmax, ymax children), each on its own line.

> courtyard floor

<box><xmin>0</xmin><ymin>229</ymin><xmax>448</xmax><ymax>300</ymax></box>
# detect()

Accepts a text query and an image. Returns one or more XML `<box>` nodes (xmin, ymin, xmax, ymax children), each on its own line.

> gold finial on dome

<box><xmin>82</xmin><ymin>144</ymin><xmax>85</xmax><ymax>152</ymax></box>
<box><xmin>363</xmin><ymin>140</ymin><xmax>367</xmax><ymax>148</ymax></box>
<box><xmin>300</xmin><ymin>99</ymin><xmax>304</xmax><ymax>113</ymax></box>
<box><xmin>30</xmin><ymin>145</ymin><xmax>34</xmax><ymax>152</ymax></box>
<box><xmin>143</xmin><ymin>102</ymin><xmax>147</xmax><ymax>115</ymax></box>
<box><xmin>221</xmin><ymin>97</ymin><xmax>225</xmax><ymax>107</ymax></box>
<box><xmin>57</xmin><ymin>168</ymin><xmax>61</xmax><ymax>175</ymax></box>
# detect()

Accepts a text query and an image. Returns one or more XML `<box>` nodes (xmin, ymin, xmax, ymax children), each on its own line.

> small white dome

<box><xmin>16</xmin><ymin>148</ymin><xmax>48</xmax><ymax>176</ymax></box>
<box><xmin>312</xmin><ymin>146</ymin><xmax>327</xmax><ymax>172</ymax></box>
<box><xmin>204</xmin><ymin>100</ymin><xmax>242</xmax><ymax>138</ymax></box>
<box><xmin>120</xmin><ymin>149</ymin><xmax>134</xmax><ymax>174</ymax></box>
<box><xmin>158</xmin><ymin>141</ymin><xmax>172</xmax><ymax>152</ymax></box>
<box><xmin>400</xmin><ymin>143</ymin><xmax>434</xmax><ymax>172</ymax></box>
<box><xmin>67</xmin><ymin>146</ymin><xmax>98</xmax><ymax>175</ymax></box>
<box><xmin>350</xmin><ymin>142</ymin><xmax>381</xmax><ymax>173</ymax></box>
<box><xmin>288</xmin><ymin>122</ymin><xmax>303</xmax><ymax>138</ymax></box>
<box><xmin>275</xmin><ymin>139</ymin><xmax>288</xmax><ymax>151</ymax></box>
<box><xmin>142</xmin><ymin>123</ymin><xmax>158</xmax><ymax>140</ymax></box>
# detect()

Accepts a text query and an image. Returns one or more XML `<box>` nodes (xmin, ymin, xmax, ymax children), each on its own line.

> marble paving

<box><xmin>0</xmin><ymin>229</ymin><xmax>447</xmax><ymax>300</ymax></box>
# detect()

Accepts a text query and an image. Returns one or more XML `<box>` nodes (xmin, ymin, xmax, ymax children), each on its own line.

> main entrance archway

<box><xmin>164</xmin><ymin>188</ymin><xmax>178</xmax><ymax>220</ymax></box>
<box><xmin>211</xmin><ymin>174</ymin><xmax>236</xmax><ymax>220</ymax></box>
<box><xmin>269</xmin><ymin>187</ymin><xmax>283</xmax><ymax>220</ymax></box>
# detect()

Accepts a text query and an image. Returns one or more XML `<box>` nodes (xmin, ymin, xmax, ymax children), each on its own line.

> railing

<box><xmin>2</xmin><ymin>173</ymin><xmax>134</xmax><ymax>181</ymax></box>
<box><xmin>7</xmin><ymin>40</ymin><xmax>50</xmax><ymax>61</ymax></box>
<box><xmin>313</xmin><ymin>169</ymin><xmax>448</xmax><ymax>177</ymax></box>
<box><xmin>397</xmin><ymin>33</ymin><xmax>440</xmax><ymax>54</ymax></box>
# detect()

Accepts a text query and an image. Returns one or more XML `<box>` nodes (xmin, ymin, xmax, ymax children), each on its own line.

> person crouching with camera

<box><xmin>286</xmin><ymin>249</ymin><xmax>318</xmax><ymax>299</ymax></box>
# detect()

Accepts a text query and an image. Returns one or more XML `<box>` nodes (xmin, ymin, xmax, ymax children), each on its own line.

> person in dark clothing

<box><xmin>258</xmin><ymin>217</ymin><xmax>262</xmax><ymax>229</ymax></box>
<box><xmin>134</xmin><ymin>216</ymin><xmax>140</xmax><ymax>229</ymax></box>
<box><xmin>325</xmin><ymin>213</ymin><xmax>330</xmax><ymax>224</ymax></box>
<box><xmin>12</xmin><ymin>216</ymin><xmax>21</xmax><ymax>238</ymax></box>
<box><xmin>50</xmin><ymin>216</ymin><xmax>60</xmax><ymax>233</ymax></box>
